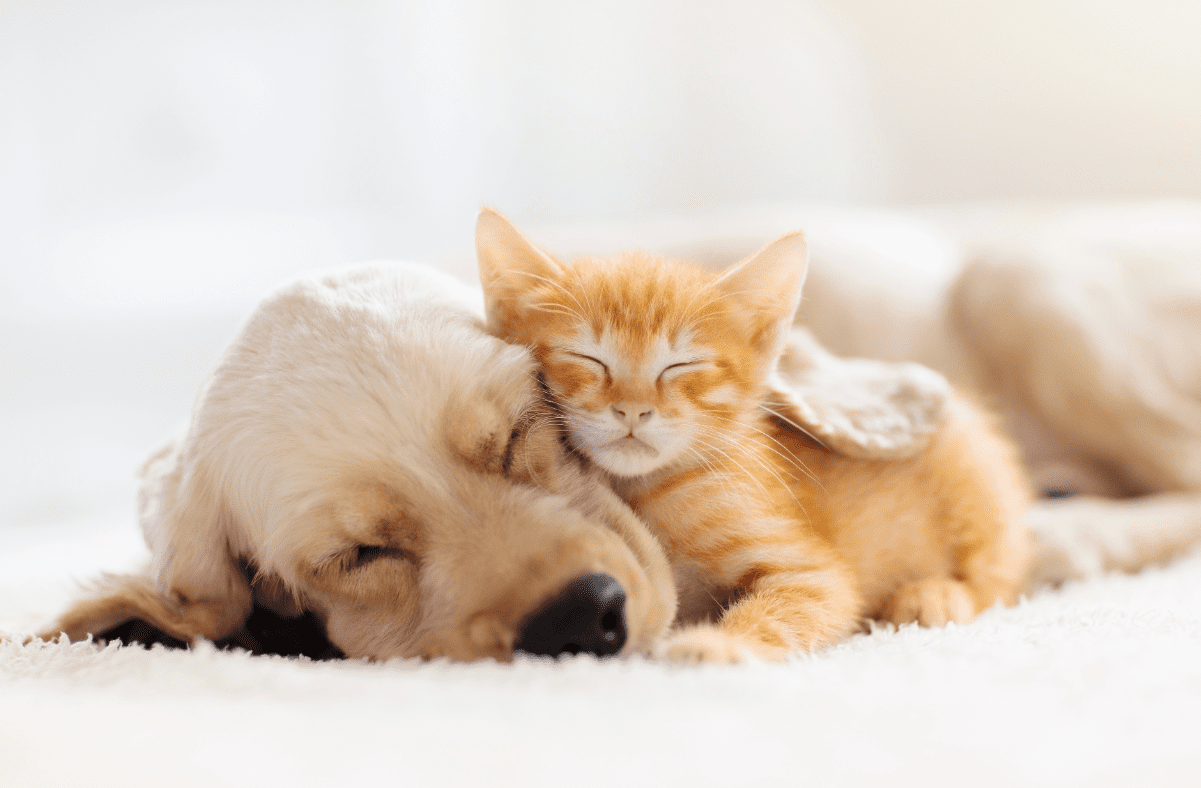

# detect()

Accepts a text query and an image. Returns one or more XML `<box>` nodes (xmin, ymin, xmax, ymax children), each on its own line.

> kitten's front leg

<box><xmin>660</xmin><ymin>528</ymin><xmax>863</xmax><ymax>664</ymax></box>
<box><xmin>657</xmin><ymin>623</ymin><xmax>765</xmax><ymax>664</ymax></box>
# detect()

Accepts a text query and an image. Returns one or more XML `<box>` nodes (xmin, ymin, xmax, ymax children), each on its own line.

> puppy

<box><xmin>39</xmin><ymin>262</ymin><xmax>678</xmax><ymax>661</ymax></box>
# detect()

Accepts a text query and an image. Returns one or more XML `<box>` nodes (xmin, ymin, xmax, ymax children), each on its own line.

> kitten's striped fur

<box><xmin>478</xmin><ymin>209</ymin><xmax>1030</xmax><ymax>662</ymax></box>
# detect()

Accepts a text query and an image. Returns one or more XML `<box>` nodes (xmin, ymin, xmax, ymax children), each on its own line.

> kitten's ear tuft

<box><xmin>714</xmin><ymin>231</ymin><xmax>809</xmax><ymax>359</ymax></box>
<box><xmin>476</xmin><ymin>208</ymin><xmax>563</xmax><ymax>334</ymax></box>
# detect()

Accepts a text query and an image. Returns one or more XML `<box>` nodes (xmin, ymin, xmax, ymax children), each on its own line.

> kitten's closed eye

<box><xmin>659</xmin><ymin>360</ymin><xmax>710</xmax><ymax>381</ymax></box>
<box><xmin>567</xmin><ymin>352</ymin><xmax>610</xmax><ymax>375</ymax></box>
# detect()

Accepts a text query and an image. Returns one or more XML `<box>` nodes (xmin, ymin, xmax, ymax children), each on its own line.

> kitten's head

<box><xmin>477</xmin><ymin>208</ymin><xmax>807</xmax><ymax>478</ymax></box>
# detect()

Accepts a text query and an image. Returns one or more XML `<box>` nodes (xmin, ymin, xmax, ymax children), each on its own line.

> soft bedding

<box><xmin>4</xmin><ymin>206</ymin><xmax>1201</xmax><ymax>787</ymax></box>
<box><xmin>4</xmin><ymin>529</ymin><xmax>1201</xmax><ymax>786</ymax></box>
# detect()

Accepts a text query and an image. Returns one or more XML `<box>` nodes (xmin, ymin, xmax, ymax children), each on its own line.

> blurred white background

<box><xmin>1</xmin><ymin>0</ymin><xmax>1200</xmax><ymax>587</ymax></box>
<box><xmin>3</xmin><ymin>0</ymin><xmax>1199</xmax><ymax>321</ymax></box>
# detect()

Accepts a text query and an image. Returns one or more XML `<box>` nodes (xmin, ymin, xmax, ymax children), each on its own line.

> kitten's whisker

<box><xmin>691</xmin><ymin>418</ymin><xmax>811</xmax><ymax>499</ymax></box>
<box><xmin>680</xmin><ymin>287</ymin><xmax>771</xmax><ymax>332</ymax></box>
<box><xmin>683</xmin><ymin>444</ymin><xmax>745</xmax><ymax>491</ymax></box>
<box><xmin>529</xmin><ymin>302</ymin><xmax>586</xmax><ymax>321</ymax></box>
<box><xmin>699</xmin><ymin>440</ymin><xmax>797</xmax><ymax>516</ymax></box>
<box><xmin>706</xmin><ymin>411</ymin><xmax>808</xmax><ymax>461</ymax></box>
<box><xmin>498</xmin><ymin>269</ymin><xmax>590</xmax><ymax>320</ymax></box>
<box><xmin>705</xmin><ymin>413</ymin><xmax>825</xmax><ymax>491</ymax></box>
<box><xmin>566</xmin><ymin>268</ymin><xmax>599</xmax><ymax>320</ymax></box>
<box><xmin>692</xmin><ymin>425</ymin><xmax>809</xmax><ymax>512</ymax></box>
<box><xmin>758</xmin><ymin>404</ymin><xmax>829</xmax><ymax>450</ymax></box>
<box><xmin>684</xmin><ymin>439</ymin><xmax>763</xmax><ymax>509</ymax></box>
<box><xmin>688</xmin><ymin>432</ymin><xmax>777</xmax><ymax>506</ymax></box>
<box><xmin>682</xmin><ymin>445</ymin><xmax>723</xmax><ymax>483</ymax></box>
<box><xmin>673</xmin><ymin>284</ymin><xmax>722</xmax><ymax>337</ymax></box>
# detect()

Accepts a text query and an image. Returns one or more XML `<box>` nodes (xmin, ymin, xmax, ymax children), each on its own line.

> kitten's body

<box><xmin>478</xmin><ymin>210</ymin><xmax>1030</xmax><ymax>662</ymax></box>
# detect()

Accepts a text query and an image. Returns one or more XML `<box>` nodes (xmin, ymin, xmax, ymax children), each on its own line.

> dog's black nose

<box><xmin>515</xmin><ymin>573</ymin><xmax>627</xmax><ymax>658</ymax></box>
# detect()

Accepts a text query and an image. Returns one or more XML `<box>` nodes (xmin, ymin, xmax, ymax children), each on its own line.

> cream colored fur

<box><xmin>948</xmin><ymin>232</ymin><xmax>1201</xmax><ymax>582</ymax></box>
<box><xmin>39</xmin><ymin>262</ymin><xmax>678</xmax><ymax>661</ymax></box>
<box><xmin>768</xmin><ymin>324</ymin><xmax>950</xmax><ymax>461</ymax></box>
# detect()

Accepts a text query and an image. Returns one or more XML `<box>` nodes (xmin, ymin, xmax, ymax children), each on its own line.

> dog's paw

<box><xmin>881</xmin><ymin>578</ymin><xmax>975</xmax><ymax>627</ymax></box>
<box><xmin>657</xmin><ymin>625</ymin><xmax>754</xmax><ymax>665</ymax></box>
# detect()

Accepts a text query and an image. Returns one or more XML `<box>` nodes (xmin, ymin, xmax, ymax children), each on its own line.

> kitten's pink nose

<box><xmin>612</xmin><ymin>404</ymin><xmax>654</xmax><ymax>427</ymax></box>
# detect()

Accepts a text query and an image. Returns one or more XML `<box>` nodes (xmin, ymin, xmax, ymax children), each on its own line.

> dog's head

<box><xmin>42</xmin><ymin>263</ymin><xmax>677</xmax><ymax>661</ymax></box>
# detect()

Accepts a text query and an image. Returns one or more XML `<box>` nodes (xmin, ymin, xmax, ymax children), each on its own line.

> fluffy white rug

<box><xmin>4</xmin><ymin>531</ymin><xmax>1200</xmax><ymax>787</ymax></box>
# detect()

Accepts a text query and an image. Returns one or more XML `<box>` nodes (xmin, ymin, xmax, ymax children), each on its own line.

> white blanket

<box><xmin>4</xmin><ymin>508</ymin><xmax>1199</xmax><ymax>787</ymax></box>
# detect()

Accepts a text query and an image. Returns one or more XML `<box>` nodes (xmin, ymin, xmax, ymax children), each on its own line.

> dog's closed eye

<box><xmin>302</xmin><ymin>533</ymin><xmax>424</xmax><ymax>614</ymax></box>
<box><xmin>314</xmin><ymin>544</ymin><xmax>419</xmax><ymax>577</ymax></box>
<box><xmin>351</xmin><ymin>544</ymin><xmax>417</xmax><ymax>567</ymax></box>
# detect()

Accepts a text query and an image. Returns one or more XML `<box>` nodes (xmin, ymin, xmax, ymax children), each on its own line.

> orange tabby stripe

<box><xmin>481</xmin><ymin>216</ymin><xmax>1030</xmax><ymax>660</ymax></box>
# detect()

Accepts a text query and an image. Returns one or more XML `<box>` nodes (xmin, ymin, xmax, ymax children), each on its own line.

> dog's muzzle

<box><xmin>514</xmin><ymin>573</ymin><xmax>628</xmax><ymax>658</ymax></box>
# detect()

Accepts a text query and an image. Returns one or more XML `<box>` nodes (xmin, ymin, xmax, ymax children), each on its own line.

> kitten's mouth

<box><xmin>606</xmin><ymin>435</ymin><xmax>658</xmax><ymax>456</ymax></box>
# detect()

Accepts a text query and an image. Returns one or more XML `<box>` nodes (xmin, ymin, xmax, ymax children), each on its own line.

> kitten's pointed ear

<box><xmin>765</xmin><ymin>328</ymin><xmax>951</xmax><ymax>459</ymax></box>
<box><xmin>714</xmin><ymin>232</ymin><xmax>808</xmax><ymax>359</ymax></box>
<box><xmin>476</xmin><ymin>208</ymin><xmax>562</xmax><ymax>334</ymax></box>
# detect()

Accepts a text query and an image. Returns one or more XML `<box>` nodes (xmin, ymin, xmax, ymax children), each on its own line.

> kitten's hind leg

<box><xmin>880</xmin><ymin>495</ymin><xmax>1030</xmax><ymax>629</ymax></box>
<box><xmin>880</xmin><ymin>392</ymin><xmax>1033</xmax><ymax>629</ymax></box>
<box><xmin>880</xmin><ymin>578</ymin><xmax>975</xmax><ymax>627</ymax></box>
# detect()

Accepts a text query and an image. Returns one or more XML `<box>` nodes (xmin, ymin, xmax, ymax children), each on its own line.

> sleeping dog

<box><xmin>40</xmin><ymin>263</ymin><xmax>679</xmax><ymax>660</ymax></box>
<box><xmin>38</xmin><ymin>258</ymin><xmax>971</xmax><ymax>660</ymax></box>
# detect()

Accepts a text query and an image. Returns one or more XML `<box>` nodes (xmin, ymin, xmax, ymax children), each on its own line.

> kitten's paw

<box><xmin>657</xmin><ymin>625</ymin><xmax>754</xmax><ymax>665</ymax></box>
<box><xmin>882</xmin><ymin>578</ymin><xmax>975</xmax><ymax>627</ymax></box>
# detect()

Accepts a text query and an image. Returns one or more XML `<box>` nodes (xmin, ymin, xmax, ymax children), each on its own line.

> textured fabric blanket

<box><xmin>4</xmin><ymin>519</ymin><xmax>1199</xmax><ymax>787</ymax></box>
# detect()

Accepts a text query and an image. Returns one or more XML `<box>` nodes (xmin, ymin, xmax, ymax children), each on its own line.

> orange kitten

<box><xmin>477</xmin><ymin>209</ymin><xmax>1031</xmax><ymax>663</ymax></box>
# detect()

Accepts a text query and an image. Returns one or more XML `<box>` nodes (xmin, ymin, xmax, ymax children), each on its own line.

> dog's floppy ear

<box><xmin>36</xmin><ymin>570</ymin><xmax>334</xmax><ymax>658</ymax></box>
<box><xmin>38</xmin><ymin>439</ymin><xmax>255</xmax><ymax>648</ymax></box>
<box><xmin>36</xmin><ymin>571</ymin><xmax>213</xmax><ymax>648</ymax></box>
<box><xmin>764</xmin><ymin>327</ymin><xmax>951</xmax><ymax>460</ymax></box>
